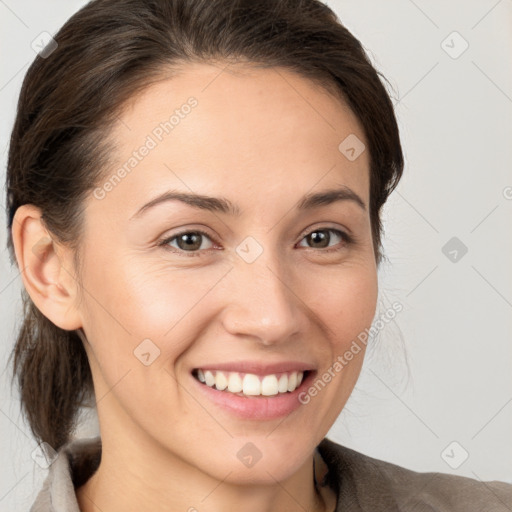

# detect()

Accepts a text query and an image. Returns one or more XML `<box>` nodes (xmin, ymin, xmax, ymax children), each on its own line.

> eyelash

<box><xmin>157</xmin><ymin>227</ymin><xmax>354</xmax><ymax>257</ymax></box>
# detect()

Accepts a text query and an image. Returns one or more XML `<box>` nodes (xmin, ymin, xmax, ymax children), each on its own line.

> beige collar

<box><xmin>314</xmin><ymin>447</ymin><xmax>337</xmax><ymax>512</ymax></box>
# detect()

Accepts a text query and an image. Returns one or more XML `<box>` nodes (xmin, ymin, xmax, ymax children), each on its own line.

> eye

<box><xmin>296</xmin><ymin>228</ymin><xmax>351</xmax><ymax>252</ymax></box>
<box><xmin>158</xmin><ymin>227</ymin><xmax>352</xmax><ymax>257</ymax></box>
<box><xmin>158</xmin><ymin>229</ymin><xmax>216</xmax><ymax>255</ymax></box>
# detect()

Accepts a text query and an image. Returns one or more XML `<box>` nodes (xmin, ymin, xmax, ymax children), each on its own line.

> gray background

<box><xmin>1</xmin><ymin>0</ymin><xmax>511</xmax><ymax>509</ymax></box>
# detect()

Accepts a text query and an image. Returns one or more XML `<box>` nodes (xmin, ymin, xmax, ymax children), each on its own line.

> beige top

<box><xmin>30</xmin><ymin>435</ymin><xmax>512</xmax><ymax>511</ymax></box>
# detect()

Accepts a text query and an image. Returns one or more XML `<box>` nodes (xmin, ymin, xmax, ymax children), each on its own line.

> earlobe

<box><xmin>11</xmin><ymin>204</ymin><xmax>83</xmax><ymax>331</ymax></box>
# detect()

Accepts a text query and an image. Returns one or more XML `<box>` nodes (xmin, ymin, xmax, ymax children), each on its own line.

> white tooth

<box><xmin>243</xmin><ymin>374</ymin><xmax>261</xmax><ymax>395</ymax></box>
<box><xmin>261</xmin><ymin>375</ymin><xmax>279</xmax><ymax>396</ymax></box>
<box><xmin>199</xmin><ymin>369</ymin><xmax>304</xmax><ymax>395</ymax></box>
<box><xmin>205</xmin><ymin>370</ymin><xmax>215</xmax><ymax>387</ymax></box>
<box><xmin>277</xmin><ymin>374</ymin><xmax>289</xmax><ymax>393</ymax></box>
<box><xmin>228</xmin><ymin>372</ymin><xmax>243</xmax><ymax>393</ymax></box>
<box><xmin>287</xmin><ymin>371</ymin><xmax>298</xmax><ymax>392</ymax></box>
<box><xmin>215</xmin><ymin>371</ymin><xmax>228</xmax><ymax>390</ymax></box>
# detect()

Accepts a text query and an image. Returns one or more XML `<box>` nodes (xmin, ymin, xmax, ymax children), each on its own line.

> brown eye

<box><xmin>160</xmin><ymin>230</ymin><xmax>214</xmax><ymax>253</ymax></box>
<box><xmin>297</xmin><ymin>228</ymin><xmax>349</xmax><ymax>250</ymax></box>
<box><xmin>306</xmin><ymin>230</ymin><xmax>330</xmax><ymax>248</ymax></box>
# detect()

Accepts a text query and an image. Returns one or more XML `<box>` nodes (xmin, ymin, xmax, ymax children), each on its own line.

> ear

<box><xmin>11</xmin><ymin>204</ymin><xmax>83</xmax><ymax>331</ymax></box>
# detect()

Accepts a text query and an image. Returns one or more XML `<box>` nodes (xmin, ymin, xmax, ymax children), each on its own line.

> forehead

<box><xmin>100</xmin><ymin>62</ymin><xmax>370</xmax><ymax>214</ymax></box>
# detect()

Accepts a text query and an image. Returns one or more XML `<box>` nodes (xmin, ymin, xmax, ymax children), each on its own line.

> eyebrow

<box><xmin>130</xmin><ymin>186</ymin><xmax>366</xmax><ymax>220</ymax></box>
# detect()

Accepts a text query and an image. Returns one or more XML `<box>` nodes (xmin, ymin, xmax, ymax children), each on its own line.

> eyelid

<box><xmin>296</xmin><ymin>223</ymin><xmax>354</xmax><ymax>245</ymax></box>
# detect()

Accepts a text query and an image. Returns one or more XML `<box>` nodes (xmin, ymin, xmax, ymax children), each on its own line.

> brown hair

<box><xmin>5</xmin><ymin>0</ymin><xmax>403</xmax><ymax>452</ymax></box>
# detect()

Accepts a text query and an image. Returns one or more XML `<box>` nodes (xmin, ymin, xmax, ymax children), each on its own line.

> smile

<box><xmin>192</xmin><ymin>369</ymin><xmax>309</xmax><ymax>397</ymax></box>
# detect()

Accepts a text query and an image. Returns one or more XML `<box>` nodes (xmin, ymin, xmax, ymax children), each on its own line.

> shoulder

<box><xmin>30</xmin><ymin>436</ymin><xmax>101</xmax><ymax>512</ymax></box>
<box><xmin>317</xmin><ymin>437</ymin><xmax>512</xmax><ymax>511</ymax></box>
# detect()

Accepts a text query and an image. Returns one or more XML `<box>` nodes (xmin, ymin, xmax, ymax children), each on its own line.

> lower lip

<box><xmin>191</xmin><ymin>371</ymin><xmax>316</xmax><ymax>420</ymax></box>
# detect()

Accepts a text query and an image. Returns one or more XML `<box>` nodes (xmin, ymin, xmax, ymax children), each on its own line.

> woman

<box><xmin>6</xmin><ymin>0</ymin><xmax>511</xmax><ymax>510</ymax></box>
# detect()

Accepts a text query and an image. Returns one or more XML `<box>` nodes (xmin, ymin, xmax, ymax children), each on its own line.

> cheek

<box><xmin>290</xmin><ymin>262</ymin><xmax>377</xmax><ymax>432</ymax></box>
<box><xmin>299</xmin><ymin>261</ymin><xmax>378</xmax><ymax>346</ymax></box>
<box><xmin>80</xmin><ymin>254</ymin><xmax>232</xmax><ymax>361</ymax></box>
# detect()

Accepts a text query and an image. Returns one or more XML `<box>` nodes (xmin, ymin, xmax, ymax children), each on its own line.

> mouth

<box><xmin>190</xmin><ymin>365</ymin><xmax>318</xmax><ymax>420</ymax></box>
<box><xmin>191</xmin><ymin>368</ymin><xmax>314</xmax><ymax>398</ymax></box>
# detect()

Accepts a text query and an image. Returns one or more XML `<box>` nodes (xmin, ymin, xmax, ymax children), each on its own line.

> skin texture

<box><xmin>12</xmin><ymin>62</ymin><xmax>377</xmax><ymax>512</ymax></box>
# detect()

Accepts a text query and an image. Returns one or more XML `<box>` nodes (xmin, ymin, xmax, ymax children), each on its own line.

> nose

<box><xmin>220</xmin><ymin>252</ymin><xmax>303</xmax><ymax>346</ymax></box>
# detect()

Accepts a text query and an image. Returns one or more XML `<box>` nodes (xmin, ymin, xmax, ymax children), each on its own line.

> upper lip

<box><xmin>193</xmin><ymin>361</ymin><xmax>316</xmax><ymax>376</ymax></box>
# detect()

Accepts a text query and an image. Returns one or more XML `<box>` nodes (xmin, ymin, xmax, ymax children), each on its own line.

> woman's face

<box><xmin>75</xmin><ymin>62</ymin><xmax>377</xmax><ymax>483</ymax></box>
